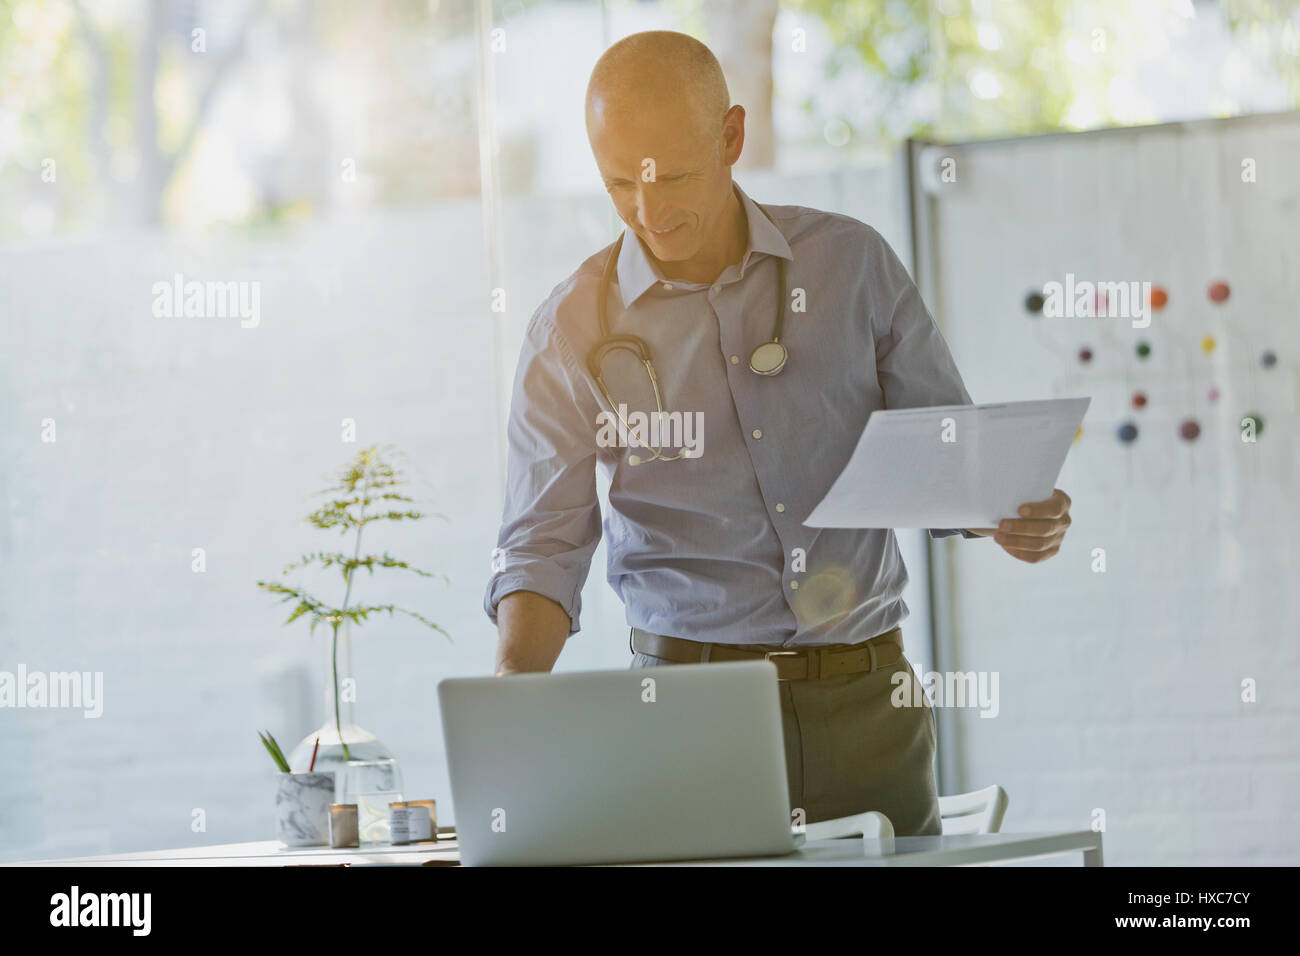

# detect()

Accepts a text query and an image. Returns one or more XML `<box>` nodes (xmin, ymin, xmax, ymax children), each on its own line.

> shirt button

<box><xmin>775</xmin><ymin>503</ymin><xmax>785</xmax><ymax>513</ymax></box>
<box><xmin>752</xmin><ymin>428</ymin><xmax>763</xmax><ymax>439</ymax></box>
<box><xmin>712</xmin><ymin>284</ymin><xmax>722</xmax><ymax>293</ymax></box>
<box><xmin>790</xmin><ymin>580</ymin><xmax>800</xmax><ymax>590</ymax></box>
<box><xmin>730</xmin><ymin>355</ymin><xmax>739</xmax><ymax>365</ymax></box>
<box><xmin>662</xmin><ymin>282</ymin><xmax>673</xmax><ymax>291</ymax></box>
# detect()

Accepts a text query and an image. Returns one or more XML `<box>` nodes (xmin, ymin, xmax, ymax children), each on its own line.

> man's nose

<box><xmin>634</xmin><ymin>184</ymin><xmax>672</xmax><ymax>231</ymax></box>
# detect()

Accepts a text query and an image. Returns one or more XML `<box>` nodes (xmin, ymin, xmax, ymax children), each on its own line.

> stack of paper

<box><xmin>804</xmin><ymin>398</ymin><xmax>1090</xmax><ymax>529</ymax></box>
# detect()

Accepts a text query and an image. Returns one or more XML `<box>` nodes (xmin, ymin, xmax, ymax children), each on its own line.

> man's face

<box><xmin>589</xmin><ymin>105</ymin><xmax>738</xmax><ymax>264</ymax></box>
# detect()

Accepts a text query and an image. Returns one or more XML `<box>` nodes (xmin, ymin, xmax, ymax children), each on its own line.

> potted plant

<box><xmin>261</xmin><ymin>731</ymin><xmax>334</xmax><ymax>847</ymax></box>
<box><xmin>258</xmin><ymin>445</ymin><xmax>448</xmax><ymax>798</ymax></box>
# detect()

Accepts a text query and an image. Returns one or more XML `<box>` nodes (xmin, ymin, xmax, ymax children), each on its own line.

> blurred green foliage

<box><xmin>1</xmin><ymin>0</ymin><xmax>1296</xmax><ymax>237</ymax></box>
<box><xmin>788</xmin><ymin>0</ymin><xmax>1300</xmax><ymax>144</ymax></box>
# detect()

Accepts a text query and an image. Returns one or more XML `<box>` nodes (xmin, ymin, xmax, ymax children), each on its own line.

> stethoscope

<box><xmin>586</xmin><ymin>204</ymin><xmax>789</xmax><ymax>464</ymax></box>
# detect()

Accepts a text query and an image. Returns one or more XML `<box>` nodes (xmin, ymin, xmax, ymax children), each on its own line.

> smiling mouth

<box><xmin>647</xmin><ymin>224</ymin><xmax>683</xmax><ymax>237</ymax></box>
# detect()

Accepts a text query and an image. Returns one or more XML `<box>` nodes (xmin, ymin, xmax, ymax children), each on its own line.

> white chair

<box><xmin>802</xmin><ymin>810</ymin><xmax>894</xmax><ymax>842</ymax></box>
<box><xmin>939</xmin><ymin>784</ymin><xmax>1008</xmax><ymax>834</ymax></box>
<box><xmin>796</xmin><ymin>784</ymin><xmax>1009</xmax><ymax>841</ymax></box>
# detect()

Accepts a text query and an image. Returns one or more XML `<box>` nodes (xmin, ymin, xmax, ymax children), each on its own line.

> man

<box><xmin>484</xmin><ymin>31</ymin><xmax>1071</xmax><ymax>836</ymax></box>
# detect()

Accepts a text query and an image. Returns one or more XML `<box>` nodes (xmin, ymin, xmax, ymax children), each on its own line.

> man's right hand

<box><xmin>493</xmin><ymin>590</ymin><xmax>571</xmax><ymax>675</ymax></box>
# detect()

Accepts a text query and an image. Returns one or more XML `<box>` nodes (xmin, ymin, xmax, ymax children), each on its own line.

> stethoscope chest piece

<box><xmin>748</xmin><ymin>340</ymin><xmax>788</xmax><ymax>376</ymax></box>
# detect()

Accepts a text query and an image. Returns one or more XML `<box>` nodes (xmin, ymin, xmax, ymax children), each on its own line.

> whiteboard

<box><xmin>911</xmin><ymin>112</ymin><xmax>1300</xmax><ymax>864</ymax></box>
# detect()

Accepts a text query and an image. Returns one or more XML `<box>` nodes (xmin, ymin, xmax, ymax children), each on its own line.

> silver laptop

<box><xmin>438</xmin><ymin>660</ymin><xmax>797</xmax><ymax>866</ymax></box>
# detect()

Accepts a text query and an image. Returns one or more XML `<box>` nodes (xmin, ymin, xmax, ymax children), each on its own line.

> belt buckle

<box><xmin>763</xmin><ymin>650</ymin><xmax>800</xmax><ymax>678</ymax></box>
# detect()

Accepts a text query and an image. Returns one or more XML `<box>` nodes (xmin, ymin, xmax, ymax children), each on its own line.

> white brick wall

<box><xmin>0</xmin><ymin>167</ymin><xmax>917</xmax><ymax>861</ymax></box>
<box><xmin>11</xmin><ymin>144</ymin><xmax>1293</xmax><ymax>864</ymax></box>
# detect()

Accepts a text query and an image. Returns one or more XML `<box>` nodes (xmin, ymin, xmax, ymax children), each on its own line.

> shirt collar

<box><xmin>614</xmin><ymin>181</ymin><xmax>793</xmax><ymax>309</ymax></box>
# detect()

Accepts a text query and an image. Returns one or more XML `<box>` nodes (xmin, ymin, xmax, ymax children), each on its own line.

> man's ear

<box><xmin>721</xmin><ymin>104</ymin><xmax>746</xmax><ymax>167</ymax></box>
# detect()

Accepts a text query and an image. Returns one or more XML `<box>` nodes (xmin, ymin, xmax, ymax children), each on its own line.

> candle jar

<box><xmin>389</xmin><ymin>800</ymin><xmax>438</xmax><ymax>845</ymax></box>
<box><xmin>330</xmin><ymin>804</ymin><xmax>359</xmax><ymax>848</ymax></box>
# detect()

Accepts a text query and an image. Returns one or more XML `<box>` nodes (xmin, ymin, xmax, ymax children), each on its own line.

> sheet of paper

<box><xmin>803</xmin><ymin>398</ymin><xmax>1090</xmax><ymax>529</ymax></box>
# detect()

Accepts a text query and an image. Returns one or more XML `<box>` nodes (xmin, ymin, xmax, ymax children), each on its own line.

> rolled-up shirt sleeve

<box><xmin>484</xmin><ymin>303</ymin><xmax>602</xmax><ymax>634</ymax></box>
<box><xmin>864</xmin><ymin>227</ymin><xmax>977</xmax><ymax>541</ymax></box>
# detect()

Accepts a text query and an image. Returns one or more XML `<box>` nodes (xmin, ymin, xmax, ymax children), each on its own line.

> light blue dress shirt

<box><xmin>485</xmin><ymin>182</ymin><xmax>975</xmax><ymax>647</ymax></box>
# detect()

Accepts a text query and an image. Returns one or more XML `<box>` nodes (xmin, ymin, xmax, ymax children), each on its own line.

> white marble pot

<box><xmin>274</xmin><ymin>772</ymin><xmax>335</xmax><ymax>847</ymax></box>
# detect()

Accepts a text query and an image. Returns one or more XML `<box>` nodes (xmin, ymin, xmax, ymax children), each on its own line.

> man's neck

<box><xmin>654</xmin><ymin>187</ymin><xmax>748</xmax><ymax>285</ymax></box>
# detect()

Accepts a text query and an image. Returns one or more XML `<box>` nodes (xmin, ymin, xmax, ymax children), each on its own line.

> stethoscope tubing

<box><xmin>587</xmin><ymin>202</ymin><xmax>789</xmax><ymax>462</ymax></box>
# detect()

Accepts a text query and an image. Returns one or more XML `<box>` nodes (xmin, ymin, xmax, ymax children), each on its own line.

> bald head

<box><xmin>584</xmin><ymin>31</ymin><xmax>746</xmax><ymax>279</ymax></box>
<box><xmin>586</xmin><ymin>31</ymin><xmax>730</xmax><ymax>139</ymax></box>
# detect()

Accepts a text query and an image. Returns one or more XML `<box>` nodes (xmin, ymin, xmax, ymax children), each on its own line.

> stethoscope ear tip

<box><xmin>627</xmin><ymin>454</ymin><xmax>642</xmax><ymax>466</ymax></box>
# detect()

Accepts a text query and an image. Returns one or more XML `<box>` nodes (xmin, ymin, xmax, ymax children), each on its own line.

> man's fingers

<box><xmin>1003</xmin><ymin>543</ymin><xmax>1062</xmax><ymax>563</ymax></box>
<box><xmin>998</xmin><ymin>516</ymin><xmax>1069</xmax><ymax>536</ymax></box>
<box><xmin>1017</xmin><ymin>500</ymin><xmax>1067</xmax><ymax>519</ymax></box>
<box><xmin>1000</xmin><ymin>489</ymin><xmax>1070</xmax><ymax>562</ymax></box>
<box><xmin>995</xmin><ymin>530</ymin><xmax>1063</xmax><ymax>552</ymax></box>
<box><xmin>1017</xmin><ymin>488</ymin><xmax>1071</xmax><ymax>519</ymax></box>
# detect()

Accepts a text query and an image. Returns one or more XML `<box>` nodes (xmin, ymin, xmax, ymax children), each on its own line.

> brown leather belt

<box><xmin>629</xmin><ymin>626</ymin><xmax>904</xmax><ymax>681</ymax></box>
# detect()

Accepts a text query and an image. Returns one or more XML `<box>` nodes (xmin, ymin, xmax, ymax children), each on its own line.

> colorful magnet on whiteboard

<box><xmin>1136</xmin><ymin>341</ymin><xmax>1151</xmax><ymax>359</ymax></box>
<box><xmin>1241</xmin><ymin>412</ymin><xmax>1264</xmax><ymax>438</ymax></box>
<box><xmin>1208</xmin><ymin>281</ymin><xmax>1230</xmax><ymax>303</ymax></box>
<box><xmin>1260</xmin><ymin>350</ymin><xmax>1277</xmax><ymax>368</ymax></box>
<box><xmin>1208</xmin><ymin>386</ymin><xmax>1220</xmax><ymax>402</ymax></box>
<box><xmin>1117</xmin><ymin>422</ymin><xmax>1138</xmax><ymax>443</ymax></box>
<box><xmin>1025</xmin><ymin>292</ymin><xmax>1045</xmax><ymax>314</ymax></box>
<box><xmin>1201</xmin><ymin>335</ymin><xmax>1216</xmax><ymax>354</ymax></box>
<box><xmin>1150</xmin><ymin>286</ymin><xmax>1169</xmax><ymax>310</ymax></box>
<box><xmin>1078</xmin><ymin>346</ymin><xmax>1093</xmax><ymax>363</ymax></box>
<box><xmin>1132</xmin><ymin>391</ymin><xmax>1147</xmax><ymax>409</ymax></box>
<box><xmin>1179</xmin><ymin>419</ymin><xmax>1201</xmax><ymax>441</ymax></box>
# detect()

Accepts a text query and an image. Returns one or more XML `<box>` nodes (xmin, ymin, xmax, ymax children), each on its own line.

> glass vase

<box><xmin>287</xmin><ymin>621</ymin><xmax>403</xmax><ymax>805</ymax></box>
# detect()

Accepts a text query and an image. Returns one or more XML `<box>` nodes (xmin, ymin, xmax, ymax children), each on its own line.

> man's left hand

<box><xmin>967</xmin><ymin>488</ymin><xmax>1071</xmax><ymax>563</ymax></box>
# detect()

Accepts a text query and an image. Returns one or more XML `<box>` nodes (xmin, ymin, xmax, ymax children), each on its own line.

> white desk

<box><xmin>662</xmin><ymin>831</ymin><xmax>1103</xmax><ymax>867</ymax></box>
<box><xmin>13</xmin><ymin>830</ymin><xmax>1101</xmax><ymax>867</ymax></box>
<box><xmin>12</xmin><ymin>840</ymin><xmax>460</xmax><ymax>867</ymax></box>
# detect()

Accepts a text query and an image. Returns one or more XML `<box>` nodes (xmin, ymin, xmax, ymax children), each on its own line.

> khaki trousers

<box><xmin>630</xmin><ymin>636</ymin><xmax>942</xmax><ymax>837</ymax></box>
